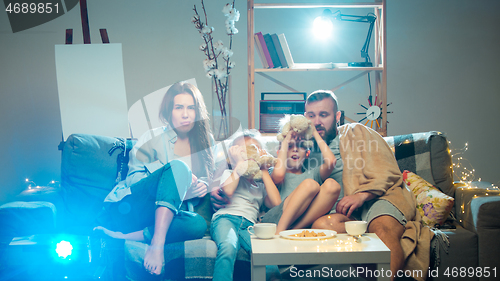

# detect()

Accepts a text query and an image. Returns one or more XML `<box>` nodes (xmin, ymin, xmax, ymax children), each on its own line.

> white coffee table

<box><xmin>251</xmin><ymin>233</ymin><xmax>391</xmax><ymax>281</ymax></box>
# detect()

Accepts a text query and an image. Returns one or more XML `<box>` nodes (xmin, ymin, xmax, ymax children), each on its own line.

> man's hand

<box><xmin>336</xmin><ymin>192</ymin><xmax>374</xmax><ymax>218</ymax></box>
<box><xmin>210</xmin><ymin>188</ymin><xmax>229</xmax><ymax>211</ymax></box>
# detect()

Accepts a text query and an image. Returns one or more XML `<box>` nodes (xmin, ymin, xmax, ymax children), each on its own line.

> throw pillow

<box><xmin>403</xmin><ymin>170</ymin><xmax>454</xmax><ymax>226</ymax></box>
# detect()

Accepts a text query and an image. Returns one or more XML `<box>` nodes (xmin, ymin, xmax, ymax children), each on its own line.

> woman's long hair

<box><xmin>159</xmin><ymin>82</ymin><xmax>214</xmax><ymax>179</ymax></box>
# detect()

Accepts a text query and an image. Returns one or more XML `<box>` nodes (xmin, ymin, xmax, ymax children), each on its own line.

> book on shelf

<box><xmin>255</xmin><ymin>32</ymin><xmax>274</xmax><ymax>68</ymax></box>
<box><xmin>254</xmin><ymin>33</ymin><xmax>268</xmax><ymax>68</ymax></box>
<box><xmin>263</xmin><ymin>33</ymin><xmax>282</xmax><ymax>68</ymax></box>
<box><xmin>277</xmin><ymin>33</ymin><xmax>294</xmax><ymax>68</ymax></box>
<box><xmin>271</xmin><ymin>33</ymin><xmax>288</xmax><ymax>68</ymax></box>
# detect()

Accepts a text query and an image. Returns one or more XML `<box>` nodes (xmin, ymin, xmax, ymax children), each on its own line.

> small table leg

<box><xmin>377</xmin><ymin>263</ymin><xmax>391</xmax><ymax>280</ymax></box>
<box><xmin>251</xmin><ymin>265</ymin><xmax>266</xmax><ymax>281</ymax></box>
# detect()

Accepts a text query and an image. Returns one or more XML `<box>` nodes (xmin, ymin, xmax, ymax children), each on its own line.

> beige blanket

<box><xmin>338</xmin><ymin>123</ymin><xmax>433</xmax><ymax>280</ymax></box>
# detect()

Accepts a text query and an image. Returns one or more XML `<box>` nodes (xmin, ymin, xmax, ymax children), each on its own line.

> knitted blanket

<box><xmin>338</xmin><ymin>123</ymin><xmax>433</xmax><ymax>281</ymax></box>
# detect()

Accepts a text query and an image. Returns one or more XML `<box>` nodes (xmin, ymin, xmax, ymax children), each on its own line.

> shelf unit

<box><xmin>247</xmin><ymin>0</ymin><xmax>387</xmax><ymax>136</ymax></box>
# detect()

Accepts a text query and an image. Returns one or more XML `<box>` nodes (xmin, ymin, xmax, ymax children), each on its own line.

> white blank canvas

<box><xmin>55</xmin><ymin>44</ymin><xmax>130</xmax><ymax>140</ymax></box>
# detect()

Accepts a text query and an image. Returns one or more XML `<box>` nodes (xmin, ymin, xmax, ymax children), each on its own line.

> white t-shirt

<box><xmin>212</xmin><ymin>170</ymin><xmax>266</xmax><ymax>223</ymax></box>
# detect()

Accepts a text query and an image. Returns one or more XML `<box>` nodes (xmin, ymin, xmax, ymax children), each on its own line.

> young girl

<box><xmin>261</xmin><ymin>116</ymin><xmax>341</xmax><ymax>234</ymax></box>
<box><xmin>210</xmin><ymin>130</ymin><xmax>281</xmax><ymax>281</ymax></box>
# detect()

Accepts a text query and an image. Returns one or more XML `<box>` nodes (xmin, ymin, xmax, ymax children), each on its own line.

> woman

<box><xmin>94</xmin><ymin>82</ymin><xmax>214</xmax><ymax>275</ymax></box>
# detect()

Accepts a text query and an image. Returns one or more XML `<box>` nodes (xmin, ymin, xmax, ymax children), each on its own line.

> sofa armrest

<box><xmin>472</xmin><ymin>196</ymin><xmax>500</xmax><ymax>273</ymax></box>
<box><xmin>454</xmin><ymin>181</ymin><xmax>500</xmax><ymax>233</ymax></box>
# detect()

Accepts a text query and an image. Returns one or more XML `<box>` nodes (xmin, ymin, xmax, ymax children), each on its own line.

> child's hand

<box><xmin>281</xmin><ymin>130</ymin><xmax>294</xmax><ymax>146</ymax></box>
<box><xmin>311</xmin><ymin>124</ymin><xmax>321</xmax><ymax>138</ymax></box>
<box><xmin>228</xmin><ymin>145</ymin><xmax>245</xmax><ymax>167</ymax></box>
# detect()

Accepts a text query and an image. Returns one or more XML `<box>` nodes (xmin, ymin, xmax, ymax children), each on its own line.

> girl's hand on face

<box><xmin>228</xmin><ymin>146</ymin><xmax>245</xmax><ymax>167</ymax></box>
<box><xmin>311</xmin><ymin>123</ymin><xmax>319</xmax><ymax>135</ymax></box>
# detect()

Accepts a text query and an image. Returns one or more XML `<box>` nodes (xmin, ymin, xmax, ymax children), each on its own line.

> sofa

<box><xmin>1</xmin><ymin>130</ymin><xmax>499</xmax><ymax>281</ymax></box>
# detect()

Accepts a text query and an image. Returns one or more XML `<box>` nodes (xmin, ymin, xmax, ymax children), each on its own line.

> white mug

<box><xmin>345</xmin><ymin>221</ymin><xmax>367</xmax><ymax>236</ymax></box>
<box><xmin>247</xmin><ymin>223</ymin><xmax>276</xmax><ymax>239</ymax></box>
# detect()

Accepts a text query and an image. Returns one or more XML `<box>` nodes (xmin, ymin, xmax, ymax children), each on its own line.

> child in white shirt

<box><xmin>210</xmin><ymin>130</ymin><xmax>281</xmax><ymax>281</ymax></box>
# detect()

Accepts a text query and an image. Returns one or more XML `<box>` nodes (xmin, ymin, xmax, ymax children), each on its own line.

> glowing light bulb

<box><xmin>313</xmin><ymin>16</ymin><xmax>333</xmax><ymax>39</ymax></box>
<box><xmin>56</xmin><ymin>240</ymin><xmax>73</xmax><ymax>259</ymax></box>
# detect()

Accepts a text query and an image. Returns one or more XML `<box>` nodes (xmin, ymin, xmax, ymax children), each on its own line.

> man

<box><xmin>305</xmin><ymin>90</ymin><xmax>408</xmax><ymax>280</ymax></box>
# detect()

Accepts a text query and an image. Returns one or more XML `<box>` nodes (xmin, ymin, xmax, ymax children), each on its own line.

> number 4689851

<box><xmin>5</xmin><ymin>2</ymin><xmax>60</xmax><ymax>14</ymax></box>
<box><xmin>443</xmin><ymin>267</ymin><xmax>497</xmax><ymax>278</ymax></box>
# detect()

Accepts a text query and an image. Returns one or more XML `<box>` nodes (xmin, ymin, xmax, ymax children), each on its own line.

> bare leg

<box><xmin>144</xmin><ymin>206</ymin><xmax>174</xmax><ymax>276</ymax></box>
<box><xmin>292</xmin><ymin>178</ymin><xmax>341</xmax><ymax>229</ymax></box>
<box><xmin>368</xmin><ymin>215</ymin><xmax>405</xmax><ymax>281</ymax></box>
<box><xmin>276</xmin><ymin>179</ymin><xmax>320</xmax><ymax>233</ymax></box>
<box><xmin>93</xmin><ymin>226</ymin><xmax>145</xmax><ymax>241</ymax></box>
<box><xmin>311</xmin><ymin>213</ymin><xmax>353</xmax><ymax>233</ymax></box>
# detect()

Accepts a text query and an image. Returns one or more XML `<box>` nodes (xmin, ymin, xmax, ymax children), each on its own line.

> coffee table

<box><xmin>251</xmin><ymin>233</ymin><xmax>391</xmax><ymax>281</ymax></box>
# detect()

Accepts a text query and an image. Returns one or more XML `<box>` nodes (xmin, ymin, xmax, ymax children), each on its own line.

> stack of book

<box><xmin>254</xmin><ymin>32</ymin><xmax>294</xmax><ymax>69</ymax></box>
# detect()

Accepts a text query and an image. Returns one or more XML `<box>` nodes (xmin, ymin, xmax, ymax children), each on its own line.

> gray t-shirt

<box><xmin>307</xmin><ymin>134</ymin><xmax>344</xmax><ymax>213</ymax></box>
<box><xmin>275</xmin><ymin>166</ymin><xmax>322</xmax><ymax>201</ymax></box>
<box><xmin>212</xmin><ymin>170</ymin><xmax>266</xmax><ymax>223</ymax></box>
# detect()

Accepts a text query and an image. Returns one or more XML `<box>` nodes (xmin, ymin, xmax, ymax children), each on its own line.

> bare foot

<box><xmin>93</xmin><ymin>226</ymin><xmax>124</xmax><ymax>239</ymax></box>
<box><xmin>144</xmin><ymin>244</ymin><xmax>164</xmax><ymax>275</ymax></box>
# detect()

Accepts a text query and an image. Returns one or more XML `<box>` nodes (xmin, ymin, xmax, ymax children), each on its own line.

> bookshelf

<box><xmin>247</xmin><ymin>0</ymin><xmax>387</xmax><ymax>136</ymax></box>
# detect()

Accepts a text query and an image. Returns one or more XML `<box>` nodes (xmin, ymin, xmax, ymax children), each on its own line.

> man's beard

<box><xmin>322</xmin><ymin>125</ymin><xmax>337</xmax><ymax>144</ymax></box>
<box><xmin>315</xmin><ymin>116</ymin><xmax>338</xmax><ymax>144</ymax></box>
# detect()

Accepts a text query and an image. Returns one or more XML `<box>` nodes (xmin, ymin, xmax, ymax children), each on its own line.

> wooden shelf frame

<box><xmin>247</xmin><ymin>0</ymin><xmax>387</xmax><ymax>136</ymax></box>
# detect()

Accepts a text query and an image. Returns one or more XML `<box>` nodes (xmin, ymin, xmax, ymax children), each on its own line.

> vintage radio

<box><xmin>259</xmin><ymin>92</ymin><xmax>306</xmax><ymax>133</ymax></box>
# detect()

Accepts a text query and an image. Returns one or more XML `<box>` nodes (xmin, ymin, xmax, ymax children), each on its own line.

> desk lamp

<box><xmin>314</xmin><ymin>9</ymin><xmax>376</xmax><ymax>67</ymax></box>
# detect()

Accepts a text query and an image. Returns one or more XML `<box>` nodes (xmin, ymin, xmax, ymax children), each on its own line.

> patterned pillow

<box><xmin>403</xmin><ymin>170</ymin><xmax>454</xmax><ymax>226</ymax></box>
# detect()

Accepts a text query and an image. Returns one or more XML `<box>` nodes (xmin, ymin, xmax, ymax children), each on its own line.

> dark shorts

<box><xmin>259</xmin><ymin>199</ymin><xmax>285</xmax><ymax>225</ymax></box>
<box><xmin>352</xmin><ymin>198</ymin><xmax>407</xmax><ymax>227</ymax></box>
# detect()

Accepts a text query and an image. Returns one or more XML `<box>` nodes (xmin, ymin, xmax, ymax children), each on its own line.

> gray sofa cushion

<box><xmin>384</xmin><ymin>131</ymin><xmax>454</xmax><ymax>197</ymax></box>
<box><xmin>0</xmin><ymin>201</ymin><xmax>56</xmax><ymax>237</ymax></box>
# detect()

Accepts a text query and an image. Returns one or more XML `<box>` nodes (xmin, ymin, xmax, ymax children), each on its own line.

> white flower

<box><xmin>226</xmin><ymin>25</ymin><xmax>238</xmax><ymax>35</ymax></box>
<box><xmin>208</xmin><ymin>59</ymin><xmax>216</xmax><ymax>68</ymax></box>
<box><xmin>203</xmin><ymin>59</ymin><xmax>211</xmax><ymax>71</ymax></box>
<box><xmin>203</xmin><ymin>59</ymin><xmax>216</xmax><ymax>71</ymax></box>
<box><xmin>206</xmin><ymin>69</ymin><xmax>215</xmax><ymax>78</ymax></box>
<box><xmin>221</xmin><ymin>47</ymin><xmax>233</xmax><ymax>58</ymax></box>
<box><xmin>227</xmin><ymin>8</ymin><xmax>240</xmax><ymax>22</ymax></box>
<box><xmin>193</xmin><ymin>2</ymin><xmax>237</xmax><ymax>82</ymax></box>
<box><xmin>201</xmin><ymin>26</ymin><xmax>214</xmax><ymax>34</ymax></box>
<box><xmin>213</xmin><ymin>40</ymin><xmax>224</xmax><ymax>52</ymax></box>
<box><xmin>222</xmin><ymin>3</ymin><xmax>232</xmax><ymax>15</ymax></box>
<box><xmin>214</xmin><ymin>68</ymin><xmax>227</xmax><ymax>79</ymax></box>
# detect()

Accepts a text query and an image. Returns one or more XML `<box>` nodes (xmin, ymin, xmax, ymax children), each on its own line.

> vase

<box><xmin>211</xmin><ymin>76</ymin><xmax>233</xmax><ymax>141</ymax></box>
